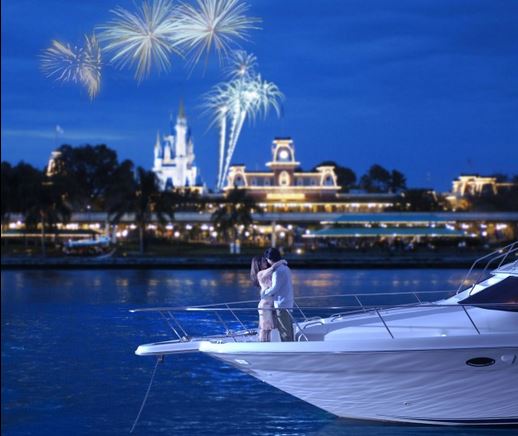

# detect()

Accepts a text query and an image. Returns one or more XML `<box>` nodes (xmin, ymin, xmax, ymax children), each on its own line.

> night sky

<box><xmin>2</xmin><ymin>0</ymin><xmax>517</xmax><ymax>191</ymax></box>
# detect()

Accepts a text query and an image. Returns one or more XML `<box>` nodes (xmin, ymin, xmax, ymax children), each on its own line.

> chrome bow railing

<box><xmin>131</xmin><ymin>289</ymin><xmax>517</xmax><ymax>345</ymax></box>
<box><xmin>456</xmin><ymin>240</ymin><xmax>518</xmax><ymax>295</ymax></box>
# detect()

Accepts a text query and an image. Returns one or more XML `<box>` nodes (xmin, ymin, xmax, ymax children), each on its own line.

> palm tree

<box><xmin>24</xmin><ymin>176</ymin><xmax>72</xmax><ymax>256</ymax></box>
<box><xmin>107</xmin><ymin>165</ymin><xmax>177</xmax><ymax>254</ymax></box>
<box><xmin>1</xmin><ymin>162</ymin><xmax>71</xmax><ymax>255</ymax></box>
<box><xmin>211</xmin><ymin>187</ymin><xmax>261</xmax><ymax>252</ymax></box>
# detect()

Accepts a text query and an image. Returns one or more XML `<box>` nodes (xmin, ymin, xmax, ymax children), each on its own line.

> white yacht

<box><xmin>132</xmin><ymin>243</ymin><xmax>518</xmax><ymax>426</ymax></box>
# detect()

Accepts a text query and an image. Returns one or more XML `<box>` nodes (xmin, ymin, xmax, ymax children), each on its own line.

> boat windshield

<box><xmin>460</xmin><ymin>276</ymin><xmax>518</xmax><ymax>312</ymax></box>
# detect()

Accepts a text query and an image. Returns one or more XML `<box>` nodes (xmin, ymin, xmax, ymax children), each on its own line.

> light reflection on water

<box><xmin>1</xmin><ymin>268</ymin><xmax>465</xmax><ymax>307</ymax></box>
<box><xmin>2</xmin><ymin>268</ymin><xmax>513</xmax><ymax>436</ymax></box>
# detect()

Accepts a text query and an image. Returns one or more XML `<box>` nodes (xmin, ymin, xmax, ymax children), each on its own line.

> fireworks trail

<box><xmin>220</xmin><ymin>76</ymin><xmax>282</xmax><ymax>189</ymax></box>
<box><xmin>204</xmin><ymin>82</ymin><xmax>231</xmax><ymax>188</ymax></box>
<box><xmin>97</xmin><ymin>0</ymin><xmax>181</xmax><ymax>81</ymax></box>
<box><xmin>205</xmin><ymin>51</ymin><xmax>283</xmax><ymax>190</ymax></box>
<box><xmin>217</xmin><ymin>109</ymin><xmax>228</xmax><ymax>188</ymax></box>
<box><xmin>40</xmin><ymin>34</ymin><xmax>102</xmax><ymax>100</ymax></box>
<box><xmin>173</xmin><ymin>0</ymin><xmax>260</xmax><ymax>68</ymax></box>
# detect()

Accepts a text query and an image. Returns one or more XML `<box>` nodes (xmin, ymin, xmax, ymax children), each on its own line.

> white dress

<box><xmin>257</xmin><ymin>260</ymin><xmax>286</xmax><ymax>342</ymax></box>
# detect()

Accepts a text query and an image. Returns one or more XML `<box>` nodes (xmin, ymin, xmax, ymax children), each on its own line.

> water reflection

<box><xmin>2</xmin><ymin>268</ymin><xmax>512</xmax><ymax>436</ymax></box>
<box><xmin>2</xmin><ymin>269</ymin><xmax>467</xmax><ymax>308</ymax></box>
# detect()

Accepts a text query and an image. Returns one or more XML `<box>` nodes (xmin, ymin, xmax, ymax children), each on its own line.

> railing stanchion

<box><xmin>225</xmin><ymin>304</ymin><xmax>248</xmax><ymax>332</ymax></box>
<box><xmin>375</xmin><ymin>308</ymin><xmax>394</xmax><ymax>339</ymax></box>
<box><xmin>213</xmin><ymin>310</ymin><xmax>237</xmax><ymax>342</ymax></box>
<box><xmin>167</xmin><ymin>311</ymin><xmax>189</xmax><ymax>340</ymax></box>
<box><xmin>159</xmin><ymin>311</ymin><xmax>182</xmax><ymax>340</ymax></box>
<box><xmin>288</xmin><ymin>310</ymin><xmax>309</xmax><ymax>342</ymax></box>
<box><xmin>294</xmin><ymin>301</ymin><xmax>308</xmax><ymax>321</ymax></box>
<box><xmin>355</xmin><ymin>295</ymin><xmax>366</xmax><ymax>312</ymax></box>
<box><xmin>461</xmin><ymin>305</ymin><xmax>481</xmax><ymax>335</ymax></box>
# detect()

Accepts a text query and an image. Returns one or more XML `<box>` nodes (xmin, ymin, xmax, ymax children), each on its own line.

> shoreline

<box><xmin>1</xmin><ymin>254</ymin><xmax>480</xmax><ymax>269</ymax></box>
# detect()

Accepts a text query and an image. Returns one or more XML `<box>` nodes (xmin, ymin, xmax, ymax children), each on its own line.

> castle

<box><xmin>152</xmin><ymin>101</ymin><xmax>201</xmax><ymax>191</ymax></box>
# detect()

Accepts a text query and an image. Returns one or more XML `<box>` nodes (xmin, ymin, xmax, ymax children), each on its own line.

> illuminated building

<box><xmin>45</xmin><ymin>150</ymin><xmax>62</xmax><ymax>177</ymax></box>
<box><xmin>223</xmin><ymin>137</ymin><xmax>395</xmax><ymax>213</ymax></box>
<box><xmin>452</xmin><ymin>175</ymin><xmax>500</xmax><ymax>196</ymax></box>
<box><xmin>447</xmin><ymin>174</ymin><xmax>517</xmax><ymax>210</ymax></box>
<box><xmin>152</xmin><ymin>100</ymin><xmax>203</xmax><ymax>191</ymax></box>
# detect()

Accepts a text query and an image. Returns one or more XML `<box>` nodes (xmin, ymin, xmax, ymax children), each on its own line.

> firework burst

<box><xmin>82</xmin><ymin>35</ymin><xmax>102</xmax><ymax>99</ymax></box>
<box><xmin>225</xmin><ymin>49</ymin><xmax>257</xmax><ymax>79</ymax></box>
<box><xmin>173</xmin><ymin>0</ymin><xmax>260</xmax><ymax>68</ymax></box>
<box><xmin>97</xmin><ymin>0</ymin><xmax>181</xmax><ymax>81</ymax></box>
<box><xmin>40</xmin><ymin>34</ymin><xmax>102</xmax><ymax>100</ymax></box>
<box><xmin>41</xmin><ymin>40</ymin><xmax>84</xmax><ymax>82</ymax></box>
<box><xmin>219</xmin><ymin>75</ymin><xmax>283</xmax><ymax>188</ymax></box>
<box><xmin>204</xmin><ymin>51</ymin><xmax>283</xmax><ymax>189</ymax></box>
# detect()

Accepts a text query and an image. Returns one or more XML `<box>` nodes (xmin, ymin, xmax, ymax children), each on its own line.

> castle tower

<box><xmin>153</xmin><ymin>131</ymin><xmax>162</xmax><ymax>167</ymax></box>
<box><xmin>152</xmin><ymin>99</ymin><xmax>200</xmax><ymax>191</ymax></box>
<box><xmin>266</xmin><ymin>138</ymin><xmax>300</xmax><ymax>187</ymax></box>
<box><xmin>174</xmin><ymin>99</ymin><xmax>188</xmax><ymax>158</ymax></box>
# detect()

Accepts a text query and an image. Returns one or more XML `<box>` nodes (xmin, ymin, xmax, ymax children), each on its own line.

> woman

<box><xmin>250</xmin><ymin>255</ymin><xmax>287</xmax><ymax>342</ymax></box>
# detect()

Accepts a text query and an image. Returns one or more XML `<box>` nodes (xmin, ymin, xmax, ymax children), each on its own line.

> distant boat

<box><xmin>94</xmin><ymin>248</ymin><xmax>116</xmax><ymax>260</ymax></box>
<box><xmin>63</xmin><ymin>235</ymin><xmax>113</xmax><ymax>255</ymax></box>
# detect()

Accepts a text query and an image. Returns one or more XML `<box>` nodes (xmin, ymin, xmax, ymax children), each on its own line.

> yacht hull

<box><xmin>200</xmin><ymin>339</ymin><xmax>518</xmax><ymax>425</ymax></box>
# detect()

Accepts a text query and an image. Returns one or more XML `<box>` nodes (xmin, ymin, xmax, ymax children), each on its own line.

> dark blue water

<box><xmin>1</xmin><ymin>269</ymin><xmax>514</xmax><ymax>436</ymax></box>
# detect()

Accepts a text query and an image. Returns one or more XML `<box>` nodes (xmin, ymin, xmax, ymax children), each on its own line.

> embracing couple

<box><xmin>250</xmin><ymin>247</ymin><xmax>294</xmax><ymax>342</ymax></box>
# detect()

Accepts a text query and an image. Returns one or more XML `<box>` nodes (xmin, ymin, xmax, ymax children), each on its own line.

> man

<box><xmin>261</xmin><ymin>247</ymin><xmax>294</xmax><ymax>341</ymax></box>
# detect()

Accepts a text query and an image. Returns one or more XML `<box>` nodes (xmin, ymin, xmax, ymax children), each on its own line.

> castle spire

<box><xmin>154</xmin><ymin>130</ymin><xmax>161</xmax><ymax>160</ymax></box>
<box><xmin>178</xmin><ymin>98</ymin><xmax>185</xmax><ymax>119</ymax></box>
<box><xmin>168</xmin><ymin>111</ymin><xmax>175</xmax><ymax>135</ymax></box>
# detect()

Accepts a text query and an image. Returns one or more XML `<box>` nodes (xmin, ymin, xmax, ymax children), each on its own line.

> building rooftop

<box><xmin>304</xmin><ymin>227</ymin><xmax>468</xmax><ymax>238</ymax></box>
<box><xmin>330</xmin><ymin>213</ymin><xmax>452</xmax><ymax>224</ymax></box>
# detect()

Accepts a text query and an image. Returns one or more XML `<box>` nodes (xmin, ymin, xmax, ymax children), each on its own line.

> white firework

<box><xmin>173</xmin><ymin>0</ymin><xmax>260</xmax><ymax>67</ymax></box>
<box><xmin>204</xmin><ymin>82</ymin><xmax>232</xmax><ymax>187</ymax></box>
<box><xmin>219</xmin><ymin>75</ymin><xmax>282</xmax><ymax>188</ymax></box>
<box><xmin>40</xmin><ymin>34</ymin><xmax>102</xmax><ymax>100</ymax></box>
<box><xmin>41</xmin><ymin>40</ymin><xmax>85</xmax><ymax>83</ymax></box>
<box><xmin>97</xmin><ymin>0</ymin><xmax>181</xmax><ymax>81</ymax></box>
<box><xmin>205</xmin><ymin>53</ymin><xmax>283</xmax><ymax>189</ymax></box>
<box><xmin>255</xmin><ymin>76</ymin><xmax>282</xmax><ymax>119</ymax></box>
<box><xmin>225</xmin><ymin>49</ymin><xmax>257</xmax><ymax>79</ymax></box>
<box><xmin>82</xmin><ymin>35</ymin><xmax>102</xmax><ymax>99</ymax></box>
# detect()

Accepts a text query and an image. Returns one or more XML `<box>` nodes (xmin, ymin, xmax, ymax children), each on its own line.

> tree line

<box><xmin>312</xmin><ymin>161</ymin><xmax>407</xmax><ymax>193</ymax></box>
<box><xmin>2</xmin><ymin>144</ymin><xmax>517</xmax><ymax>240</ymax></box>
<box><xmin>1</xmin><ymin>144</ymin><xmax>200</xmax><ymax>254</ymax></box>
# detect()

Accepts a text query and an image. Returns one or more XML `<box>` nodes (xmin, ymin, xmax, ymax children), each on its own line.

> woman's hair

<box><xmin>250</xmin><ymin>256</ymin><xmax>269</xmax><ymax>288</ymax></box>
